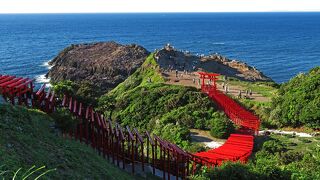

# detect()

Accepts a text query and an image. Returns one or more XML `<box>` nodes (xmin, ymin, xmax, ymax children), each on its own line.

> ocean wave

<box><xmin>35</xmin><ymin>74</ymin><xmax>52</xmax><ymax>87</ymax></box>
<box><xmin>211</xmin><ymin>42</ymin><xmax>225</xmax><ymax>45</ymax></box>
<box><xmin>41</xmin><ymin>60</ymin><xmax>53</xmax><ymax>70</ymax></box>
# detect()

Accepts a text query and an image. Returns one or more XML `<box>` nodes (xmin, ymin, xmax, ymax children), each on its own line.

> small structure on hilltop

<box><xmin>164</xmin><ymin>43</ymin><xmax>174</xmax><ymax>51</ymax></box>
<box><xmin>198</xmin><ymin>72</ymin><xmax>220</xmax><ymax>91</ymax></box>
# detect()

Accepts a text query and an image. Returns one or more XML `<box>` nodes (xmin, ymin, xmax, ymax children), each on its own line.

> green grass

<box><xmin>98</xmin><ymin>54</ymin><xmax>230</xmax><ymax>149</ymax></box>
<box><xmin>271</xmin><ymin>134</ymin><xmax>319</xmax><ymax>152</ymax></box>
<box><xmin>0</xmin><ymin>104</ymin><xmax>146</xmax><ymax>179</ymax></box>
<box><xmin>224</xmin><ymin>76</ymin><xmax>278</xmax><ymax>98</ymax></box>
<box><xmin>109</xmin><ymin>53</ymin><xmax>164</xmax><ymax>98</ymax></box>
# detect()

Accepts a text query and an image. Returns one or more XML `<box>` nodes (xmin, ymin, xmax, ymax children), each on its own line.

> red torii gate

<box><xmin>0</xmin><ymin>74</ymin><xmax>34</xmax><ymax>105</ymax></box>
<box><xmin>198</xmin><ymin>72</ymin><xmax>260</xmax><ymax>135</ymax></box>
<box><xmin>198</xmin><ymin>72</ymin><xmax>220</xmax><ymax>92</ymax></box>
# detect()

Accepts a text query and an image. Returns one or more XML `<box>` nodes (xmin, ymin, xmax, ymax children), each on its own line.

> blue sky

<box><xmin>0</xmin><ymin>0</ymin><xmax>319</xmax><ymax>13</ymax></box>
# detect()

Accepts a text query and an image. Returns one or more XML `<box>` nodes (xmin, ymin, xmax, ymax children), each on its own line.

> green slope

<box><xmin>269</xmin><ymin>66</ymin><xmax>320</xmax><ymax>129</ymax></box>
<box><xmin>98</xmin><ymin>54</ymin><xmax>232</xmax><ymax>150</ymax></box>
<box><xmin>0</xmin><ymin>104</ymin><xmax>142</xmax><ymax>179</ymax></box>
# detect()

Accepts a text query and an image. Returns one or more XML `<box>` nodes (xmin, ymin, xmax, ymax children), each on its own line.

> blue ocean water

<box><xmin>0</xmin><ymin>13</ymin><xmax>319</xmax><ymax>84</ymax></box>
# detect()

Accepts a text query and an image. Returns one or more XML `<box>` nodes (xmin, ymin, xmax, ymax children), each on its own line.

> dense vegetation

<box><xmin>0</xmin><ymin>104</ymin><xmax>145</xmax><ymax>179</ymax></box>
<box><xmin>98</xmin><ymin>54</ymin><xmax>234</xmax><ymax>148</ymax></box>
<box><xmin>53</xmin><ymin>80</ymin><xmax>101</xmax><ymax>106</ymax></box>
<box><xmin>193</xmin><ymin>134</ymin><xmax>320</xmax><ymax>180</ymax></box>
<box><xmin>224</xmin><ymin>77</ymin><xmax>278</xmax><ymax>129</ymax></box>
<box><xmin>268</xmin><ymin>67</ymin><xmax>320</xmax><ymax>129</ymax></box>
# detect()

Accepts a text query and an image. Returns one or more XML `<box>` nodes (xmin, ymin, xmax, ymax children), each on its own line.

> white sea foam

<box><xmin>41</xmin><ymin>60</ymin><xmax>53</xmax><ymax>70</ymax></box>
<box><xmin>35</xmin><ymin>74</ymin><xmax>52</xmax><ymax>87</ymax></box>
<box><xmin>212</xmin><ymin>42</ymin><xmax>225</xmax><ymax>45</ymax></box>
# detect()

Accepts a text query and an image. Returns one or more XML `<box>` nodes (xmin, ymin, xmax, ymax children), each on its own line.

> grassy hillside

<box><xmin>268</xmin><ymin>67</ymin><xmax>320</xmax><ymax>129</ymax></box>
<box><xmin>0</xmin><ymin>104</ymin><xmax>143</xmax><ymax>179</ymax></box>
<box><xmin>98</xmin><ymin>54</ymin><xmax>232</xmax><ymax>149</ymax></box>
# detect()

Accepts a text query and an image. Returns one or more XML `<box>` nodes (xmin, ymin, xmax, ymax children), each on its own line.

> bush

<box><xmin>185</xmin><ymin>143</ymin><xmax>208</xmax><ymax>153</ymax></box>
<box><xmin>205</xmin><ymin>161</ymin><xmax>258</xmax><ymax>180</ymax></box>
<box><xmin>50</xmin><ymin>108</ymin><xmax>77</xmax><ymax>132</ymax></box>
<box><xmin>155</xmin><ymin>123</ymin><xmax>190</xmax><ymax>148</ymax></box>
<box><xmin>285</xmin><ymin>142</ymin><xmax>297</xmax><ymax>146</ymax></box>
<box><xmin>283</xmin><ymin>134</ymin><xmax>295</xmax><ymax>138</ymax></box>
<box><xmin>269</xmin><ymin>67</ymin><xmax>320</xmax><ymax>129</ymax></box>
<box><xmin>53</xmin><ymin>80</ymin><xmax>100</xmax><ymax>106</ymax></box>
<box><xmin>53</xmin><ymin>80</ymin><xmax>77</xmax><ymax>97</ymax></box>
<box><xmin>262</xmin><ymin>139</ymin><xmax>287</xmax><ymax>154</ymax></box>
<box><xmin>298</xmin><ymin>138</ymin><xmax>312</xmax><ymax>143</ymax></box>
<box><xmin>279</xmin><ymin>151</ymin><xmax>304</xmax><ymax>165</ymax></box>
<box><xmin>210</xmin><ymin>114</ymin><xmax>235</xmax><ymax>139</ymax></box>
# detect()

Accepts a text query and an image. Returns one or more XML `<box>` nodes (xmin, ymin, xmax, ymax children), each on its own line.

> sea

<box><xmin>0</xmin><ymin>13</ymin><xmax>320</xmax><ymax>84</ymax></box>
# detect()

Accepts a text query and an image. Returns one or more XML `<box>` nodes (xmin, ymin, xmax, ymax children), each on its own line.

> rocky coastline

<box><xmin>46</xmin><ymin>41</ymin><xmax>150</xmax><ymax>92</ymax></box>
<box><xmin>47</xmin><ymin>42</ymin><xmax>273</xmax><ymax>94</ymax></box>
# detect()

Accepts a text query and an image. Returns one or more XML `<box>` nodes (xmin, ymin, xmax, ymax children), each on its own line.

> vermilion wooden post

<box><xmin>78</xmin><ymin>103</ymin><xmax>83</xmax><ymax>142</ymax></box>
<box><xmin>146</xmin><ymin>131</ymin><xmax>155</xmax><ymax>174</ymax></box>
<box><xmin>167</xmin><ymin>148</ymin><xmax>170</xmax><ymax>180</ymax></box>
<box><xmin>186</xmin><ymin>157</ymin><xmax>190</xmax><ymax>178</ymax></box>
<box><xmin>105</xmin><ymin>120</ymin><xmax>110</xmax><ymax>160</ymax></box>
<box><xmin>62</xmin><ymin>94</ymin><xmax>67</xmax><ymax>107</ymax></box>
<box><xmin>118</xmin><ymin>126</ymin><xmax>125</xmax><ymax>170</ymax></box>
<box><xmin>155</xmin><ymin>138</ymin><xmax>164</xmax><ymax>179</ymax></box>
<box><xmin>176</xmin><ymin>151</ymin><xmax>179</xmax><ymax>180</ymax></box>
<box><xmin>115</xmin><ymin>125</ymin><xmax>120</xmax><ymax>167</ymax></box>
<box><xmin>109</xmin><ymin>120</ymin><xmax>115</xmax><ymax>164</ymax></box>
<box><xmin>90</xmin><ymin>109</ymin><xmax>95</xmax><ymax>148</ymax></box>
<box><xmin>45</xmin><ymin>88</ymin><xmax>51</xmax><ymax>113</ymax></box>
<box><xmin>96</xmin><ymin>112</ymin><xmax>102</xmax><ymax>155</ymax></box>
<box><xmin>100</xmin><ymin>114</ymin><xmax>107</xmax><ymax>158</ymax></box>
<box><xmin>85</xmin><ymin>107</ymin><xmax>90</xmax><ymax>145</ymax></box>
<box><xmin>68</xmin><ymin>96</ymin><xmax>72</xmax><ymax>112</ymax></box>
<box><xmin>49</xmin><ymin>91</ymin><xmax>55</xmax><ymax>113</ymax></box>
<box><xmin>126</xmin><ymin>126</ymin><xmax>135</xmax><ymax>174</ymax></box>
<box><xmin>146</xmin><ymin>135</ymin><xmax>150</xmax><ymax>163</ymax></box>
<box><xmin>134</xmin><ymin>128</ymin><xmax>144</xmax><ymax>172</ymax></box>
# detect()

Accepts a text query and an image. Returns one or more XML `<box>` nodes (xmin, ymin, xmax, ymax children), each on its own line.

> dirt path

<box><xmin>190</xmin><ymin>129</ymin><xmax>225</xmax><ymax>148</ymax></box>
<box><xmin>163</xmin><ymin>70</ymin><xmax>270</xmax><ymax>102</ymax></box>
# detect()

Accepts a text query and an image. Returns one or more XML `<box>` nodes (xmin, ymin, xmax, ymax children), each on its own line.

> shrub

<box><xmin>53</xmin><ymin>80</ymin><xmax>100</xmax><ymax>106</ymax></box>
<box><xmin>210</xmin><ymin>114</ymin><xmax>235</xmax><ymax>139</ymax></box>
<box><xmin>268</xmin><ymin>67</ymin><xmax>320</xmax><ymax>129</ymax></box>
<box><xmin>185</xmin><ymin>143</ymin><xmax>208</xmax><ymax>153</ymax></box>
<box><xmin>283</xmin><ymin>134</ymin><xmax>295</xmax><ymax>138</ymax></box>
<box><xmin>285</xmin><ymin>142</ymin><xmax>297</xmax><ymax>146</ymax></box>
<box><xmin>206</xmin><ymin>161</ymin><xmax>258</xmax><ymax>180</ymax></box>
<box><xmin>50</xmin><ymin>108</ymin><xmax>77</xmax><ymax>132</ymax></box>
<box><xmin>298</xmin><ymin>138</ymin><xmax>312</xmax><ymax>143</ymax></box>
<box><xmin>159</xmin><ymin>123</ymin><xmax>190</xmax><ymax>146</ymax></box>
<box><xmin>279</xmin><ymin>151</ymin><xmax>304</xmax><ymax>165</ymax></box>
<box><xmin>262</xmin><ymin>140</ymin><xmax>287</xmax><ymax>154</ymax></box>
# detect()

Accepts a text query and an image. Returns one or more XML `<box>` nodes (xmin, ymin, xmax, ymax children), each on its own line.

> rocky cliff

<box><xmin>155</xmin><ymin>44</ymin><xmax>272</xmax><ymax>82</ymax></box>
<box><xmin>47</xmin><ymin>42</ymin><xmax>150</xmax><ymax>92</ymax></box>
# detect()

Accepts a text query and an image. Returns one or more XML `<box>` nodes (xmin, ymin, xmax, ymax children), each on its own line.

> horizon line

<box><xmin>1</xmin><ymin>11</ymin><xmax>320</xmax><ymax>15</ymax></box>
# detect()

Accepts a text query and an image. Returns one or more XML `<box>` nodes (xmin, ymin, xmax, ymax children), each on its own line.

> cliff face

<box><xmin>155</xmin><ymin>45</ymin><xmax>272</xmax><ymax>82</ymax></box>
<box><xmin>47</xmin><ymin>42</ymin><xmax>150</xmax><ymax>91</ymax></box>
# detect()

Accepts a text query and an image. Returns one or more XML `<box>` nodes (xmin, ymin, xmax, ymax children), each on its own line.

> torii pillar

<box><xmin>198</xmin><ymin>72</ymin><xmax>220</xmax><ymax>92</ymax></box>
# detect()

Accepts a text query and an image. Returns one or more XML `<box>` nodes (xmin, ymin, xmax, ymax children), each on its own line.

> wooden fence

<box><xmin>0</xmin><ymin>76</ymin><xmax>213</xmax><ymax>179</ymax></box>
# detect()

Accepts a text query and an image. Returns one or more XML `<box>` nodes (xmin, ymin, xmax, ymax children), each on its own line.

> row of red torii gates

<box><xmin>0</xmin><ymin>73</ymin><xmax>260</xmax><ymax>179</ymax></box>
<box><xmin>198</xmin><ymin>72</ymin><xmax>260</xmax><ymax>134</ymax></box>
<box><xmin>196</xmin><ymin>72</ymin><xmax>260</xmax><ymax>165</ymax></box>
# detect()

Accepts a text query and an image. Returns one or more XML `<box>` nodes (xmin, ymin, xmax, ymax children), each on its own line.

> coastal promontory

<box><xmin>46</xmin><ymin>41</ymin><xmax>150</xmax><ymax>92</ymax></box>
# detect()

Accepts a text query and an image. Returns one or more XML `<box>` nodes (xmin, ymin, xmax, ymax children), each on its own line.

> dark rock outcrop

<box><xmin>155</xmin><ymin>44</ymin><xmax>272</xmax><ymax>82</ymax></box>
<box><xmin>47</xmin><ymin>42</ymin><xmax>150</xmax><ymax>92</ymax></box>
